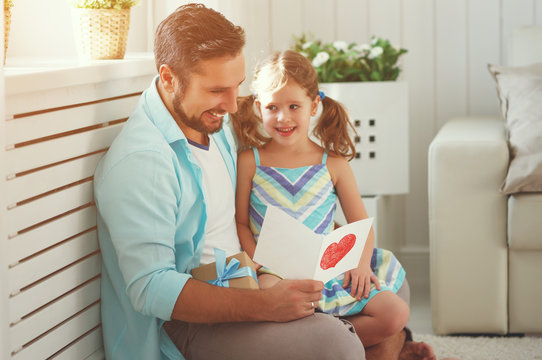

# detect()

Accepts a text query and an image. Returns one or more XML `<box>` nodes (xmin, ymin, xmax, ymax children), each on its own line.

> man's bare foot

<box><xmin>399</xmin><ymin>340</ymin><xmax>436</xmax><ymax>360</ymax></box>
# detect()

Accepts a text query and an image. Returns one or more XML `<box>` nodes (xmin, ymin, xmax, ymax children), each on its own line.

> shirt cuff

<box><xmin>148</xmin><ymin>270</ymin><xmax>191</xmax><ymax>321</ymax></box>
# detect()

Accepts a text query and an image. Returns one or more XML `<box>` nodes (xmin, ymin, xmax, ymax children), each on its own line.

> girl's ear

<box><xmin>311</xmin><ymin>96</ymin><xmax>320</xmax><ymax>116</ymax></box>
<box><xmin>255</xmin><ymin>99</ymin><xmax>263</xmax><ymax>118</ymax></box>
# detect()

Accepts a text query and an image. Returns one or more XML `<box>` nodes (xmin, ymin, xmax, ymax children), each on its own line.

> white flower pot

<box><xmin>317</xmin><ymin>81</ymin><xmax>409</xmax><ymax>196</ymax></box>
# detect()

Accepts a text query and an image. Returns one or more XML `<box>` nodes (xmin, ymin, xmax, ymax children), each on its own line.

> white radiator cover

<box><xmin>318</xmin><ymin>81</ymin><xmax>409</xmax><ymax>196</ymax></box>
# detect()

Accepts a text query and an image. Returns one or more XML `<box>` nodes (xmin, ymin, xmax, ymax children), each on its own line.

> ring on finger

<box><xmin>311</xmin><ymin>302</ymin><xmax>315</xmax><ymax>308</ymax></box>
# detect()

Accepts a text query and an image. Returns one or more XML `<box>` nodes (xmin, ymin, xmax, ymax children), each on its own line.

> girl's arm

<box><xmin>328</xmin><ymin>154</ymin><xmax>379</xmax><ymax>299</ymax></box>
<box><xmin>328</xmin><ymin>154</ymin><xmax>374</xmax><ymax>249</ymax></box>
<box><xmin>236</xmin><ymin>150</ymin><xmax>285</xmax><ymax>289</ymax></box>
<box><xmin>235</xmin><ymin>150</ymin><xmax>258</xmax><ymax>258</ymax></box>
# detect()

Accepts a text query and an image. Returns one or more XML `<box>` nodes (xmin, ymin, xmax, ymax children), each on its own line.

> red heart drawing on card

<box><xmin>320</xmin><ymin>233</ymin><xmax>357</xmax><ymax>270</ymax></box>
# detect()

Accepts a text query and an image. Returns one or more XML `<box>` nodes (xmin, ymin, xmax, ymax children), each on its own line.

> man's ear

<box><xmin>159</xmin><ymin>64</ymin><xmax>176</xmax><ymax>94</ymax></box>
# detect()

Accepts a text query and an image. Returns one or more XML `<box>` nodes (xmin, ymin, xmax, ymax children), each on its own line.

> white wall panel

<box><xmin>5</xmin><ymin>96</ymin><xmax>137</xmax><ymax>146</ymax></box>
<box><xmin>10</xmin><ymin>279</ymin><xmax>100</xmax><ymax>352</ymax></box>
<box><xmin>6</xmin><ymin>181</ymin><xmax>93</xmax><ymax>236</ymax></box>
<box><xmin>435</xmin><ymin>0</ymin><xmax>468</xmax><ymax>128</ymax></box>
<box><xmin>206</xmin><ymin>0</ymin><xmax>236</xmax><ymax>21</ymax></box>
<box><xmin>302</xmin><ymin>0</ymin><xmax>336</xmax><ymax>43</ymax></box>
<box><xmin>11</xmin><ymin>303</ymin><xmax>100</xmax><ymax>360</ymax></box>
<box><xmin>502</xmin><ymin>0</ymin><xmax>537</xmax><ymax>63</ymax></box>
<box><xmin>6</xmin><ymin>0</ymin><xmax>150</xmax><ymax>60</ymax></box>
<box><xmin>235</xmin><ymin>0</ymin><xmax>272</xmax><ymax>95</ymax></box>
<box><xmin>402</xmin><ymin>0</ymin><xmax>435</xmax><ymax>249</ymax></box>
<box><xmin>9</xmin><ymin>254</ymin><xmax>101</xmax><ymax>323</ymax></box>
<box><xmin>8</xmin><ymin>231</ymin><xmax>98</xmax><ymax>295</ymax></box>
<box><xmin>5</xmin><ymin>124</ymin><xmax>122</xmax><ymax>176</ymax></box>
<box><xmin>6</xmin><ymin>74</ymin><xmax>150</xmax><ymax>117</ymax></box>
<box><xmin>336</xmin><ymin>0</ymin><xmax>370</xmax><ymax>44</ymax></box>
<box><xmin>6</xmin><ymin>152</ymin><xmax>104</xmax><ymax>206</ymax></box>
<box><xmin>271</xmin><ymin>0</ymin><xmax>303</xmax><ymax>51</ymax></box>
<box><xmin>52</xmin><ymin>327</ymin><xmax>103</xmax><ymax>360</ymax></box>
<box><xmin>369</xmin><ymin>0</ymin><xmax>401</xmax><ymax>44</ymax></box>
<box><xmin>242</xmin><ymin>0</ymin><xmax>272</xmax><ymax>60</ymax></box>
<box><xmin>538</xmin><ymin>0</ymin><xmax>542</xmax><ymax>24</ymax></box>
<box><xmin>8</xmin><ymin>207</ymin><xmax>96</xmax><ymax>265</ymax></box>
<box><xmin>467</xmin><ymin>0</ymin><xmax>501</xmax><ymax>115</ymax></box>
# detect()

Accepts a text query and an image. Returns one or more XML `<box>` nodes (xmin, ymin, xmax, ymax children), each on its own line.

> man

<box><xmin>94</xmin><ymin>4</ymin><xmax>437</xmax><ymax>360</ymax></box>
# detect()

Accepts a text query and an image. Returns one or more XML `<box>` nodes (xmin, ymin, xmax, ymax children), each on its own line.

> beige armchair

<box><xmin>428</xmin><ymin>27</ymin><xmax>542</xmax><ymax>335</ymax></box>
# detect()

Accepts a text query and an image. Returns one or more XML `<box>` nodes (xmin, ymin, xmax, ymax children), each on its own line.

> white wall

<box><xmin>5</xmin><ymin>0</ymin><xmax>542</xmax><ymax>254</ymax></box>
<box><xmin>157</xmin><ymin>0</ymin><xmax>542</xmax><ymax>255</ymax></box>
<box><xmin>5</xmin><ymin>0</ymin><xmax>150</xmax><ymax>60</ymax></box>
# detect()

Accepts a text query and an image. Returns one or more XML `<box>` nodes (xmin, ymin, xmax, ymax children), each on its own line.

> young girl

<box><xmin>231</xmin><ymin>50</ymin><xmax>409</xmax><ymax>349</ymax></box>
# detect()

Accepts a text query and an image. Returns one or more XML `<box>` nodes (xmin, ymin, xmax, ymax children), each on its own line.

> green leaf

<box><xmin>291</xmin><ymin>33</ymin><xmax>407</xmax><ymax>82</ymax></box>
<box><xmin>370</xmin><ymin>71</ymin><xmax>381</xmax><ymax>81</ymax></box>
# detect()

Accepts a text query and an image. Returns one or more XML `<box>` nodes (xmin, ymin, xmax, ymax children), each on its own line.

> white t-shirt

<box><xmin>189</xmin><ymin>137</ymin><xmax>241</xmax><ymax>265</ymax></box>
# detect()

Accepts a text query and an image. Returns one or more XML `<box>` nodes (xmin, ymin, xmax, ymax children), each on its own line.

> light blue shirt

<box><xmin>94</xmin><ymin>76</ymin><xmax>237</xmax><ymax>359</ymax></box>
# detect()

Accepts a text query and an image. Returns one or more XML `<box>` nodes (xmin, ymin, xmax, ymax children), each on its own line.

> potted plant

<box><xmin>292</xmin><ymin>33</ymin><xmax>407</xmax><ymax>83</ymax></box>
<box><xmin>69</xmin><ymin>0</ymin><xmax>140</xmax><ymax>60</ymax></box>
<box><xmin>292</xmin><ymin>34</ymin><xmax>410</xmax><ymax>196</ymax></box>
<box><xmin>4</xmin><ymin>0</ymin><xmax>13</xmax><ymax>64</ymax></box>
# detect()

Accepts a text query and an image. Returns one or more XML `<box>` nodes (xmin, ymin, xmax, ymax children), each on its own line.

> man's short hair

<box><xmin>154</xmin><ymin>3</ymin><xmax>246</xmax><ymax>84</ymax></box>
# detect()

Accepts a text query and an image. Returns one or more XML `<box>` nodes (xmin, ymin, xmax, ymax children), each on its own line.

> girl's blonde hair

<box><xmin>231</xmin><ymin>50</ymin><xmax>356</xmax><ymax>160</ymax></box>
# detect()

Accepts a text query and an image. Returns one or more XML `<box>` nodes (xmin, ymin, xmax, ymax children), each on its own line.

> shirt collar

<box><xmin>144</xmin><ymin>75</ymin><xmax>186</xmax><ymax>145</ymax></box>
<box><xmin>144</xmin><ymin>75</ymin><xmax>231</xmax><ymax>150</ymax></box>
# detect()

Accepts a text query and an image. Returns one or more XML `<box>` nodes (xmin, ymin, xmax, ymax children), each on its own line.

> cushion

<box><xmin>507</xmin><ymin>193</ymin><xmax>542</xmax><ymax>250</ymax></box>
<box><xmin>488</xmin><ymin>63</ymin><xmax>542</xmax><ymax>194</ymax></box>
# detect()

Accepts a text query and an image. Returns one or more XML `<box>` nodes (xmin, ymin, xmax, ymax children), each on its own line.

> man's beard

<box><xmin>172</xmin><ymin>87</ymin><xmax>223</xmax><ymax>135</ymax></box>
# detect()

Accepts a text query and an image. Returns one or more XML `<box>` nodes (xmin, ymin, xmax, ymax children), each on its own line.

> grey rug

<box><xmin>414</xmin><ymin>333</ymin><xmax>542</xmax><ymax>360</ymax></box>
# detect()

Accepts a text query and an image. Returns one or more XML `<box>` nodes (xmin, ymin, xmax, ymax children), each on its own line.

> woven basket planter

<box><xmin>4</xmin><ymin>7</ymin><xmax>11</xmax><ymax>64</ymax></box>
<box><xmin>72</xmin><ymin>8</ymin><xmax>130</xmax><ymax>60</ymax></box>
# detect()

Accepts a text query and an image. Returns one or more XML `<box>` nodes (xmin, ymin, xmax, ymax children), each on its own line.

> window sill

<box><xmin>4</xmin><ymin>52</ymin><xmax>156</xmax><ymax>96</ymax></box>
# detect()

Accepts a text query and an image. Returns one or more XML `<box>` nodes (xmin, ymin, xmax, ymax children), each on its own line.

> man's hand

<box><xmin>172</xmin><ymin>278</ymin><xmax>322</xmax><ymax>324</ymax></box>
<box><xmin>343</xmin><ymin>266</ymin><xmax>380</xmax><ymax>300</ymax></box>
<box><xmin>261</xmin><ymin>279</ymin><xmax>323</xmax><ymax>322</ymax></box>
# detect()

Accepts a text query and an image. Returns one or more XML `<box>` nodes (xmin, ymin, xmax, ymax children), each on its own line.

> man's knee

<box><xmin>304</xmin><ymin>313</ymin><xmax>365</xmax><ymax>360</ymax></box>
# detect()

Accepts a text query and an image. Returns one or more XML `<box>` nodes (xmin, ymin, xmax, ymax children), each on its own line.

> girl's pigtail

<box><xmin>313</xmin><ymin>96</ymin><xmax>356</xmax><ymax>161</ymax></box>
<box><xmin>230</xmin><ymin>95</ymin><xmax>269</xmax><ymax>150</ymax></box>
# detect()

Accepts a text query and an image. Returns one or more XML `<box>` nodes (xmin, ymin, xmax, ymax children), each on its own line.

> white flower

<box><xmin>354</xmin><ymin>44</ymin><xmax>371</xmax><ymax>53</ymax></box>
<box><xmin>368</xmin><ymin>46</ymin><xmax>383</xmax><ymax>59</ymax></box>
<box><xmin>299</xmin><ymin>51</ymin><xmax>309</xmax><ymax>58</ymax></box>
<box><xmin>312</xmin><ymin>51</ymin><xmax>330</xmax><ymax>67</ymax></box>
<box><xmin>333</xmin><ymin>41</ymin><xmax>348</xmax><ymax>52</ymax></box>
<box><xmin>302</xmin><ymin>41</ymin><xmax>313</xmax><ymax>50</ymax></box>
<box><xmin>371</xmin><ymin>37</ymin><xmax>378</xmax><ymax>45</ymax></box>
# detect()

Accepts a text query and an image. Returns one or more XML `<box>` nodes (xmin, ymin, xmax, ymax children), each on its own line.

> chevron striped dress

<box><xmin>249</xmin><ymin>148</ymin><xmax>406</xmax><ymax>317</ymax></box>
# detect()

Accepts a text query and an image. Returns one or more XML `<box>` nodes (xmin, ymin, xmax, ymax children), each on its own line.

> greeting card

<box><xmin>253</xmin><ymin>206</ymin><xmax>373</xmax><ymax>284</ymax></box>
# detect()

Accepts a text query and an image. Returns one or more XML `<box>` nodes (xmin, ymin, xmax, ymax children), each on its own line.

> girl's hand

<box><xmin>342</xmin><ymin>266</ymin><xmax>381</xmax><ymax>300</ymax></box>
<box><xmin>258</xmin><ymin>273</ymin><xmax>282</xmax><ymax>289</ymax></box>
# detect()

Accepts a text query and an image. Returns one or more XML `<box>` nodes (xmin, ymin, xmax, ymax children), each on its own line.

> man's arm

<box><xmin>171</xmin><ymin>277</ymin><xmax>323</xmax><ymax>323</ymax></box>
<box><xmin>96</xmin><ymin>149</ymin><xmax>323</xmax><ymax>324</ymax></box>
<box><xmin>95</xmin><ymin>150</ymin><xmax>189</xmax><ymax>320</ymax></box>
